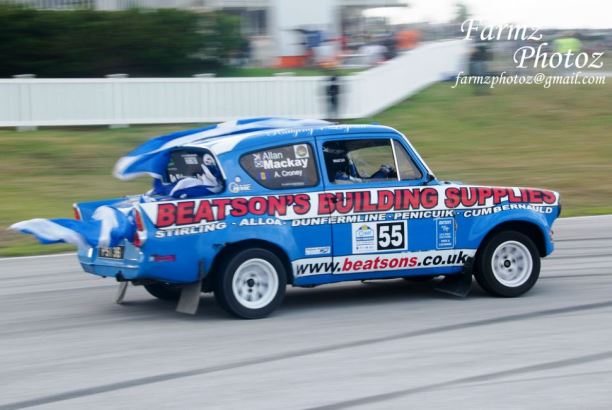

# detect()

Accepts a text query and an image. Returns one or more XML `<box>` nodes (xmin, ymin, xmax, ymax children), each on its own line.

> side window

<box><xmin>323</xmin><ymin>139</ymin><xmax>397</xmax><ymax>184</ymax></box>
<box><xmin>240</xmin><ymin>143</ymin><xmax>318</xmax><ymax>189</ymax></box>
<box><xmin>166</xmin><ymin>149</ymin><xmax>222</xmax><ymax>183</ymax></box>
<box><xmin>392</xmin><ymin>140</ymin><xmax>423</xmax><ymax>180</ymax></box>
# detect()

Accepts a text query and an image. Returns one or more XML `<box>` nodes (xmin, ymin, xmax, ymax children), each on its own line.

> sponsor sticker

<box><xmin>351</xmin><ymin>221</ymin><xmax>407</xmax><ymax>254</ymax></box>
<box><xmin>352</xmin><ymin>223</ymin><xmax>377</xmax><ymax>253</ymax></box>
<box><xmin>305</xmin><ymin>246</ymin><xmax>331</xmax><ymax>256</ymax></box>
<box><xmin>292</xmin><ymin>249</ymin><xmax>476</xmax><ymax>276</ymax></box>
<box><xmin>228</xmin><ymin>176</ymin><xmax>251</xmax><ymax>193</ymax></box>
<box><xmin>142</xmin><ymin>186</ymin><xmax>559</xmax><ymax>229</ymax></box>
<box><xmin>436</xmin><ymin>218</ymin><xmax>454</xmax><ymax>249</ymax></box>
<box><xmin>294</xmin><ymin>144</ymin><xmax>310</xmax><ymax>159</ymax></box>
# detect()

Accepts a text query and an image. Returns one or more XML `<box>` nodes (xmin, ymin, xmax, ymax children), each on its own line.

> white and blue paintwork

<box><xmin>12</xmin><ymin>118</ymin><xmax>561</xmax><ymax>287</ymax></box>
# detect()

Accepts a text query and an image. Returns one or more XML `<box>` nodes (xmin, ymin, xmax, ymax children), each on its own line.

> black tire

<box><xmin>144</xmin><ymin>283</ymin><xmax>182</xmax><ymax>301</ymax></box>
<box><xmin>474</xmin><ymin>231</ymin><xmax>540</xmax><ymax>297</ymax></box>
<box><xmin>214</xmin><ymin>248</ymin><xmax>287</xmax><ymax>319</ymax></box>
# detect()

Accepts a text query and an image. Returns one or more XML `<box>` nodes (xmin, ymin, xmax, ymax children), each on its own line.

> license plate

<box><xmin>98</xmin><ymin>246</ymin><xmax>125</xmax><ymax>259</ymax></box>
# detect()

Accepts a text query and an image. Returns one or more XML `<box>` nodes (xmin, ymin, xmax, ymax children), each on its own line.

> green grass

<box><xmin>1</xmin><ymin>82</ymin><xmax>611</xmax><ymax>256</ymax></box>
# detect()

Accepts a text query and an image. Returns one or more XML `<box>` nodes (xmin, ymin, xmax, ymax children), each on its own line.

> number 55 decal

<box><xmin>351</xmin><ymin>221</ymin><xmax>407</xmax><ymax>254</ymax></box>
<box><xmin>377</xmin><ymin>222</ymin><xmax>407</xmax><ymax>251</ymax></box>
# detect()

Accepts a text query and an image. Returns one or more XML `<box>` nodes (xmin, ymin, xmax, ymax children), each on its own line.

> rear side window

<box><xmin>240</xmin><ymin>143</ymin><xmax>318</xmax><ymax>189</ymax></box>
<box><xmin>166</xmin><ymin>149</ymin><xmax>221</xmax><ymax>183</ymax></box>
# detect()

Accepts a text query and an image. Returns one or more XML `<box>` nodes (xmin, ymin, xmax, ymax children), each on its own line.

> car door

<box><xmin>236</xmin><ymin>140</ymin><xmax>335</xmax><ymax>280</ymax></box>
<box><xmin>316</xmin><ymin>133</ymin><xmax>460</xmax><ymax>279</ymax></box>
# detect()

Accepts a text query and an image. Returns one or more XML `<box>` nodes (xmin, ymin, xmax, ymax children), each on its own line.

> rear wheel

<box><xmin>144</xmin><ymin>283</ymin><xmax>182</xmax><ymax>301</ymax></box>
<box><xmin>214</xmin><ymin>248</ymin><xmax>287</xmax><ymax>319</ymax></box>
<box><xmin>474</xmin><ymin>231</ymin><xmax>540</xmax><ymax>297</ymax></box>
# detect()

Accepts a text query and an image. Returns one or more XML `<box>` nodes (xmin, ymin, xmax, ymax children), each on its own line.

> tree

<box><xmin>0</xmin><ymin>5</ymin><xmax>244</xmax><ymax>77</ymax></box>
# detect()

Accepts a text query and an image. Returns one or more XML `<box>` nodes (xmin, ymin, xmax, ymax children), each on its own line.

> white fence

<box><xmin>0</xmin><ymin>40</ymin><xmax>468</xmax><ymax>127</ymax></box>
<box><xmin>342</xmin><ymin>40</ymin><xmax>467</xmax><ymax>118</ymax></box>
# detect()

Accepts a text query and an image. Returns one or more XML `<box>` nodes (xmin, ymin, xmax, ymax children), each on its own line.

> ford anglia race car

<box><xmin>12</xmin><ymin>118</ymin><xmax>561</xmax><ymax>319</ymax></box>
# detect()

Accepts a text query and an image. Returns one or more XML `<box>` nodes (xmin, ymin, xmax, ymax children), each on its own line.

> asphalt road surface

<box><xmin>1</xmin><ymin>216</ymin><xmax>611</xmax><ymax>410</ymax></box>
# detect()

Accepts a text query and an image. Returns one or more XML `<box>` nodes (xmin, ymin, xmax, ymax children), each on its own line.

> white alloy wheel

<box><xmin>231</xmin><ymin>258</ymin><xmax>279</xmax><ymax>310</ymax></box>
<box><xmin>491</xmin><ymin>240</ymin><xmax>533</xmax><ymax>287</ymax></box>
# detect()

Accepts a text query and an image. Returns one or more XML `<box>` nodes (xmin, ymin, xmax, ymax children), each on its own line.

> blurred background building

<box><xmin>0</xmin><ymin>0</ymin><xmax>609</xmax><ymax>127</ymax></box>
<box><xmin>5</xmin><ymin>0</ymin><xmax>415</xmax><ymax>67</ymax></box>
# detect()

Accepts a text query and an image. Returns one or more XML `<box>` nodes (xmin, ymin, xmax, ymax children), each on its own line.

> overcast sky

<box><xmin>365</xmin><ymin>0</ymin><xmax>612</xmax><ymax>29</ymax></box>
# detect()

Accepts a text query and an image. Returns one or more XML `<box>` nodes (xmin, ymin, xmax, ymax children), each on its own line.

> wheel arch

<box><xmin>209</xmin><ymin>239</ymin><xmax>295</xmax><ymax>285</ymax></box>
<box><xmin>476</xmin><ymin>220</ymin><xmax>547</xmax><ymax>260</ymax></box>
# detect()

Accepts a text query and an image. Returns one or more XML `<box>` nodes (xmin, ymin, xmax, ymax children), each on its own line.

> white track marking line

<box><xmin>0</xmin><ymin>252</ymin><xmax>76</xmax><ymax>262</ymax></box>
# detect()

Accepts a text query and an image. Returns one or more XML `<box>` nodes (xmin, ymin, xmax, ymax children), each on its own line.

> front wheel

<box><xmin>474</xmin><ymin>231</ymin><xmax>540</xmax><ymax>297</ymax></box>
<box><xmin>214</xmin><ymin>248</ymin><xmax>287</xmax><ymax>319</ymax></box>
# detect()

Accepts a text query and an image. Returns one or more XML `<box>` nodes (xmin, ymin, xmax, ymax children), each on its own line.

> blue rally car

<box><xmin>12</xmin><ymin>118</ymin><xmax>561</xmax><ymax>319</ymax></box>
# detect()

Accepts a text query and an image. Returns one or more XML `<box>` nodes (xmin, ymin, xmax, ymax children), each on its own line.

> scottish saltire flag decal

<box><xmin>10</xmin><ymin>206</ymin><xmax>135</xmax><ymax>249</ymax></box>
<box><xmin>169</xmin><ymin>164</ymin><xmax>223</xmax><ymax>198</ymax></box>
<box><xmin>113</xmin><ymin>117</ymin><xmax>331</xmax><ymax>181</ymax></box>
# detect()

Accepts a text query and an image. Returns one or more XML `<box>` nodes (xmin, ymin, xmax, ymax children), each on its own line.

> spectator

<box><xmin>469</xmin><ymin>41</ymin><xmax>491</xmax><ymax>95</ymax></box>
<box><xmin>382</xmin><ymin>32</ymin><xmax>398</xmax><ymax>60</ymax></box>
<box><xmin>326</xmin><ymin>75</ymin><xmax>341</xmax><ymax>120</ymax></box>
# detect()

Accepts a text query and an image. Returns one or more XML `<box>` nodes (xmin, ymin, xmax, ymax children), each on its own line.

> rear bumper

<box><xmin>80</xmin><ymin>259</ymin><xmax>141</xmax><ymax>281</ymax></box>
<box><xmin>77</xmin><ymin>242</ymin><xmax>201</xmax><ymax>284</ymax></box>
<box><xmin>78</xmin><ymin>242</ymin><xmax>143</xmax><ymax>281</ymax></box>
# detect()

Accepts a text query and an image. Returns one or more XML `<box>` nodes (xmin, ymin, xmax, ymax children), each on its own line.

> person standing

<box><xmin>326</xmin><ymin>75</ymin><xmax>340</xmax><ymax>120</ymax></box>
<box><xmin>469</xmin><ymin>41</ymin><xmax>491</xmax><ymax>95</ymax></box>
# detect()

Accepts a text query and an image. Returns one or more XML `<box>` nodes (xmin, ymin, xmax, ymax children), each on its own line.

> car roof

<box><xmin>113</xmin><ymin>117</ymin><xmax>404</xmax><ymax>181</ymax></box>
<box><xmin>185</xmin><ymin>123</ymin><xmax>399</xmax><ymax>156</ymax></box>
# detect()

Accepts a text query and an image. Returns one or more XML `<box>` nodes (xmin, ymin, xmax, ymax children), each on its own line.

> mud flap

<box><xmin>176</xmin><ymin>280</ymin><xmax>202</xmax><ymax>315</ymax></box>
<box><xmin>115</xmin><ymin>282</ymin><xmax>128</xmax><ymax>304</ymax></box>
<box><xmin>435</xmin><ymin>257</ymin><xmax>474</xmax><ymax>298</ymax></box>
